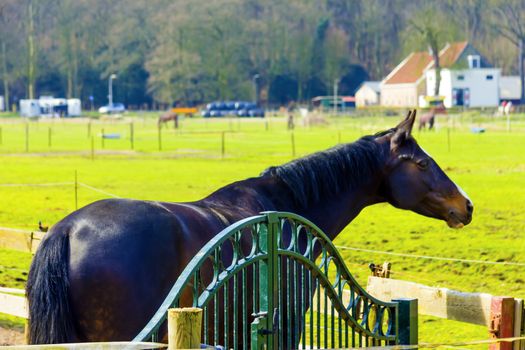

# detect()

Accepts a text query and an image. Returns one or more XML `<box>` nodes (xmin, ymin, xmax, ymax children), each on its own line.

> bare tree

<box><xmin>491</xmin><ymin>0</ymin><xmax>525</xmax><ymax>103</ymax></box>
<box><xmin>406</xmin><ymin>4</ymin><xmax>456</xmax><ymax>97</ymax></box>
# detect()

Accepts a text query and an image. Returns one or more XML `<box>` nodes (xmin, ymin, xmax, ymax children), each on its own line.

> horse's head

<box><xmin>379</xmin><ymin>110</ymin><xmax>473</xmax><ymax>228</ymax></box>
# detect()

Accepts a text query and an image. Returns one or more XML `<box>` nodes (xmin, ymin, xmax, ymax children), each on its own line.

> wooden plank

<box><xmin>489</xmin><ymin>296</ymin><xmax>515</xmax><ymax>350</ymax></box>
<box><xmin>0</xmin><ymin>228</ymin><xmax>44</xmax><ymax>253</ymax></box>
<box><xmin>514</xmin><ymin>299</ymin><xmax>524</xmax><ymax>350</ymax></box>
<box><xmin>0</xmin><ymin>342</ymin><xmax>166</xmax><ymax>349</ymax></box>
<box><xmin>0</xmin><ymin>292</ymin><xmax>28</xmax><ymax>318</ymax></box>
<box><xmin>310</xmin><ymin>286</ymin><xmax>351</xmax><ymax>313</ymax></box>
<box><xmin>0</xmin><ymin>287</ymin><xmax>25</xmax><ymax>295</ymax></box>
<box><xmin>367</xmin><ymin>276</ymin><xmax>493</xmax><ymax>326</ymax></box>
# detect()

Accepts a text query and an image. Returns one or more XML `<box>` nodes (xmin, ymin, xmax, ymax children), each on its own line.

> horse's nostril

<box><xmin>466</xmin><ymin>200</ymin><xmax>473</xmax><ymax>214</ymax></box>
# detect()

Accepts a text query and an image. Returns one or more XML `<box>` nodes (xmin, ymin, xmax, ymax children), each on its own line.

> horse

<box><xmin>418</xmin><ymin>105</ymin><xmax>447</xmax><ymax>131</ymax></box>
<box><xmin>418</xmin><ymin>109</ymin><xmax>436</xmax><ymax>130</ymax></box>
<box><xmin>158</xmin><ymin>111</ymin><xmax>179</xmax><ymax>129</ymax></box>
<box><xmin>27</xmin><ymin>110</ymin><xmax>473</xmax><ymax>344</ymax></box>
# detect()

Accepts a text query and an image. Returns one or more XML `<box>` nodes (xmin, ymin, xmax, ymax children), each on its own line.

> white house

<box><xmin>355</xmin><ymin>81</ymin><xmax>381</xmax><ymax>107</ymax></box>
<box><xmin>499</xmin><ymin>76</ymin><xmax>522</xmax><ymax>103</ymax></box>
<box><xmin>425</xmin><ymin>42</ymin><xmax>500</xmax><ymax>108</ymax></box>
<box><xmin>381</xmin><ymin>41</ymin><xmax>501</xmax><ymax>108</ymax></box>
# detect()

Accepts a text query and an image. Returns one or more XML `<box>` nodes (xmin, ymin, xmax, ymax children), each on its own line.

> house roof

<box><xmin>430</xmin><ymin>41</ymin><xmax>469</xmax><ymax>68</ymax></box>
<box><xmin>383</xmin><ymin>41</ymin><xmax>472</xmax><ymax>85</ymax></box>
<box><xmin>383</xmin><ymin>52</ymin><xmax>433</xmax><ymax>85</ymax></box>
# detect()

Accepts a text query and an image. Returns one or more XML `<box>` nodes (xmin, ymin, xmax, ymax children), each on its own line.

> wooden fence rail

<box><xmin>367</xmin><ymin>276</ymin><xmax>525</xmax><ymax>350</ymax></box>
<box><xmin>0</xmin><ymin>227</ymin><xmax>43</xmax><ymax>254</ymax></box>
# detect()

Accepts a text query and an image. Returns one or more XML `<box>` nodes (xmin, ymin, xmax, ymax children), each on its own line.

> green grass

<box><xmin>0</xmin><ymin>111</ymin><xmax>524</xmax><ymax>343</ymax></box>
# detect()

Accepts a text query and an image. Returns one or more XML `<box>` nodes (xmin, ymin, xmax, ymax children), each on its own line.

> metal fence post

<box><xmin>252</xmin><ymin>212</ymin><xmax>279</xmax><ymax>350</ymax></box>
<box><xmin>394</xmin><ymin>298</ymin><xmax>418</xmax><ymax>345</ymax></box>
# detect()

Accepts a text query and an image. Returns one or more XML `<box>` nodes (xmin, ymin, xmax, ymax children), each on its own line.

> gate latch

<box><xmin>253</xmin><ymin>308</ymin><xmax>279</xmax><ymax>336</ymax></box>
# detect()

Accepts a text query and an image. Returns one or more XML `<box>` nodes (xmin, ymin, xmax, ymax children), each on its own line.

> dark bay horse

<box><xmin>27</xmin><ymin>110</ymin><xmax>473</xmax><ymax>344</ymax></box>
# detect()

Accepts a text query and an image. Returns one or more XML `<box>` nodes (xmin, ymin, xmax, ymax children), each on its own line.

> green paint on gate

<box><xmin>133</xmin><ymin>212</ymin><xmax>417</xmax><ymax>348</ymax></box>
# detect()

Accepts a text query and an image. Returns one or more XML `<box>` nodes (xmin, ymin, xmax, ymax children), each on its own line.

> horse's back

<box><xmin>62</xmin><ymin>199</ymin><xmax>217</xmax><ymax>341</ymax></box>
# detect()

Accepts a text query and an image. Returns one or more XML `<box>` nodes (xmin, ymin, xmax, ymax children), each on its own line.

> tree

<box><xmin>26</xmin><ymin>0</ymin><xmax>37</xmax><ymax>99</ymax></box>
<box><xmin>490</xmin><ymin>0</ymin><xmax>525</xmax><ymax>103</ymax></box>
<box><xmin>405</xmin><ymin>3</ymin><xmax>459</xmax><ymax>97</ymax></box>
<box><xmin>0</xmin><ymin>0</ymin><xmax>22</xmax><ymax>110</ymax></box>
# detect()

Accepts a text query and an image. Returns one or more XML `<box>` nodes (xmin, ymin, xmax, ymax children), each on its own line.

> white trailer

<box><xmin>67</xmin><ymin>99</ymin><xmax>81</xmax><ymax>116</ymax></box>
<box><xmin>19</xmin><ymin>99</ymin><xmax>41</xmax><ymax>117</ymax></box>
<box><xmin>19</xmin><ymin>97</ymin><xmax>82</xmax><ymax>117</ymax></box>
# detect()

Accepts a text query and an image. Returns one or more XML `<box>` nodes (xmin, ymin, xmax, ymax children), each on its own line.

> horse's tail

<box><xmin>26</xmin><ymin>227</ymin><xmax>77</xmax><ymax>344</ymax></box>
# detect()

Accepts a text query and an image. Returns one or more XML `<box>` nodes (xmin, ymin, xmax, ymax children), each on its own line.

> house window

<box><xmin>457</xmin><ymin>75</ymin><xmax>465</xmax><ymax>81</ymax></box>
<box><xmin>486</xmin><ymin>75</ymin><xmax>493</xmax><ymax>80</ymax></box>
<box><xmin>468</xmin><ymin>55</ymin><xmax>481</xmax><ymax>69</ymax></box>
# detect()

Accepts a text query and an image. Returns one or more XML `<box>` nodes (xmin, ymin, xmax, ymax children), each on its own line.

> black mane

<box><xmin>261</xmin><ymin>132</ymin><xmax>391</xmax><ymax>208</ymax></box>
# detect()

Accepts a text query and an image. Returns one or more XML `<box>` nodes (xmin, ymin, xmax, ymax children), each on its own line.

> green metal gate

<box><xmin>133</xmin><ymin>211</ymin><xmax>417</xmax><ymax>349</ymax></box>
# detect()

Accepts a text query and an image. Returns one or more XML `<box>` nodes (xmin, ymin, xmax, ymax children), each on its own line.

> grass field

<box><xmin>0</xmin><ymin>110</ymin><xmax>524</xmax><ymax>344</ymax></box>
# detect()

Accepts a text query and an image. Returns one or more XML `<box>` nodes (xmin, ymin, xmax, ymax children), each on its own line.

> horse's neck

<box><xmin>203</xmin><ymin>140</ymin><xmax>389</xmax><ymax>240</ymax></box>
<box><xmin>291</xmin><ymin>178</ymin><xmax>383</xmax><ymax>240</ymax></box>
<box><xmin>255</xmin><ymin>169</ymin><xmax>385</xmax><ymax>241</ymax></box>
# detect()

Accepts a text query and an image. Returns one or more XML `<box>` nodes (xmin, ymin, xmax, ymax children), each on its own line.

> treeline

<box><xmin>0</xmin><ymin>0</ymin><xmax>523</xmax><ymax>109</ymax></box>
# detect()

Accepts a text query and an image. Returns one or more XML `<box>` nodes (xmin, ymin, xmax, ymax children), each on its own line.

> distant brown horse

<box><xmin>158</xmin><ymin>111</ymin><xmax>179</xmax><ymax>129</ymax></box>
<box><xmin>418</xmin><ymin>109</ymin><xmax>435</xmax><ymax>130</ymax></box>
<box><xmin>418</xmin><ymin>106</ymin><xmax>447</xmax><ymax>131</ymax></box>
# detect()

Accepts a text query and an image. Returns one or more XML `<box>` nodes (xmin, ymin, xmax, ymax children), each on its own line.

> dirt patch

<box><xmin>0</xmin><ymin>326</ymin><xmax>24</xmax><ymax>345</ymax></box>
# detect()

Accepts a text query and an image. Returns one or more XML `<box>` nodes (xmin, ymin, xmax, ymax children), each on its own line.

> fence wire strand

<box><xmin>335</xmin><ymin>245</ymin><xmax>525</xmax><ymax>267</ymax></box>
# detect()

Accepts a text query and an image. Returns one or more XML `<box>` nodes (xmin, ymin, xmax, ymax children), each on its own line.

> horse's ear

<box><xmin>391</xmin><ymin>110</ymin><xmax>416</xmax><ymax>150</ymax></box>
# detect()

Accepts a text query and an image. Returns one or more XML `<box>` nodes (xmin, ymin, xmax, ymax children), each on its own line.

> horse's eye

<box><xmin>417</xmin><ymin>159</ymin><xmax>430</xmax><ymax>170</ymax></box>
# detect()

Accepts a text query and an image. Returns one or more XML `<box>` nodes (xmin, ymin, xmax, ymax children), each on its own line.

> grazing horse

<box><xmin>418</xmin><ymin>109</ymin><xmax>436</xmax><ymax>130</ymax></box>
<box><xmin>27</xmin><ymin>110</ymin><xmax>473</xmax><ymax>344</ymax></box>
<box><xmin>158</xmin><ymin>111</ymin><xmax>179</xmax><ymax>129</ymax></box>
<box><xmin>419</xmin><ymin>105</ymin><xmax>447</xmax><ymax>131</ymax></box>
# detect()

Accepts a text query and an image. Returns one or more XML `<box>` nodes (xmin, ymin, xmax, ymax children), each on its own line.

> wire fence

<box><xmin>0</xmin><ymin>115</ymin><xmax>523</xmax><ymax>159</ymax></box>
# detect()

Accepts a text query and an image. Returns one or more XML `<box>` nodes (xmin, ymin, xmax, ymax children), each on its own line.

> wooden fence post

<box><xmin>25</xmin><ymin>122</ymin><xmax>29</xmax><ymax>152</ymax></box>
<box><xmin>74</xmin><ymin>170</ymin><xmax>78</xmax><ymax>210</ymax></box>
<box><xmin>158</xmin><ymin>124</ymin><xmax>162</xmax><ymax>151</ymax></box>
<box><xmin>221</xmin><ymin>131</ymin><xmax>225</xmax><ymax>158</ymax></box>
<box><xmin>91</xmin><ymin>136</ymin><xmax>95</xmax><ymax>161</ymax></box>
<box><xmin>130</xmin><ymin>122</ymin><xmax>134</xmax><ymax>150</ymax></box>
<box><xmin>514</xmin><ymin>299</ymin><xmax>524</xmax><ymax>350</ymax></box>
<box><xmin>393</xmin><ymin>298</ymin><xmax>418</xmax><ymax>345</ymax></box>
<box><xmin>291</xmin><ymin>132</ymin><xmax>296</xmax><ymax>157</ymax></box>
<box><xmin>489</xmin><ymin>296</ymin><xmax>515</xmax><ymax>350</ymax></box>
<box><xmin>168</xmin><ymin>307</ymin><xmax>202</xmax><ymax>349</ymax></box>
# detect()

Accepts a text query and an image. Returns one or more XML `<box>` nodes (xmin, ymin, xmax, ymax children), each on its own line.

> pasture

<box><xmin>0</xmin><ymin>111</ymin><xmax>524</xmax><ymax>344</ymax></box>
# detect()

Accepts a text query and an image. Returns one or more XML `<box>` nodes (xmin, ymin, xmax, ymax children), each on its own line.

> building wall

<box><xmin>380</xmin><ymin>83</ymin><xmax>419</xmax><ymax>107</ymax></box>
<box><xmin>426</xmin><ymin>68</ymin><xmax>500</xmax><ymax>107</ymax></box>
<box><xmin>500</xmin><ymin>76</ymin><xmax>521</xmax><ymax>101</ymax></box>
<box><xmin>355</xmin><ymin>86</ymin><xmax>379</xmax><ymax>107</ymax></box>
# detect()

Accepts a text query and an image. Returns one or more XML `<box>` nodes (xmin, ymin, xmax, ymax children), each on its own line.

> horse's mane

<box><xmin>261</xmin><ymin>130</ymin><xmax>393</xmax><ymax>208</ymax></box>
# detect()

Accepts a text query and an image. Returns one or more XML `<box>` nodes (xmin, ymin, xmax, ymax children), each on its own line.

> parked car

<box><xmin>201</xmin><ymin>101</ymin><xmax>265</xmax><ymax>118</ymax></box>
<box><xmin>98</xmin><ymin>103</ymin><xmax>126</xmax><ymax>114</ymax></box>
